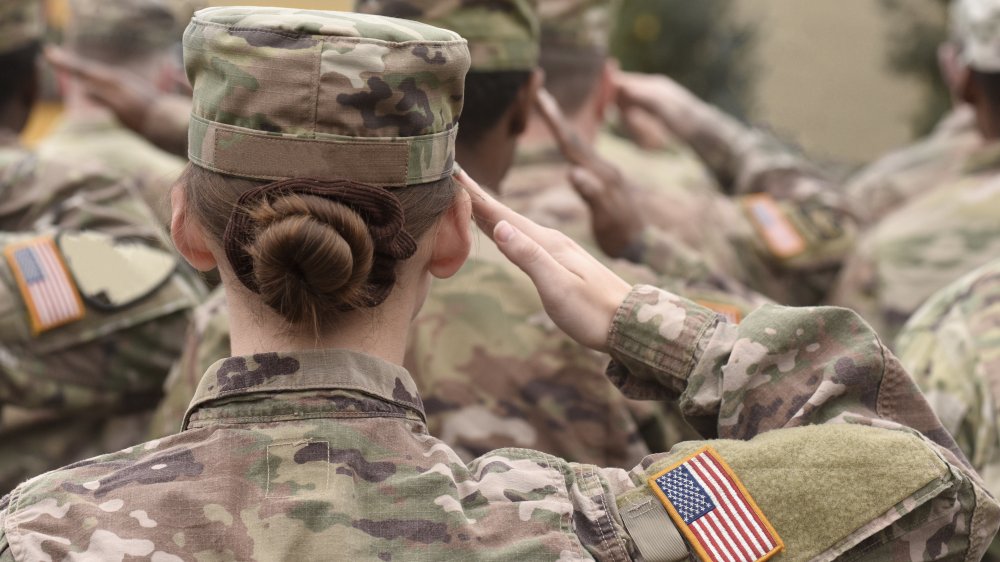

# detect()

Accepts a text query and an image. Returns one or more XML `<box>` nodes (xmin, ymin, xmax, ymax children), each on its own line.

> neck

<box><xmin>224</xmin><ymin>279</ymin><xmax>419</xmax><ymax>366</ymax></box>
<box><xmin>520</xmin><ymin>107</ymin><xmax>599</xmax><ymax>150</ymax></box>
<box><xmin>456</xmin><ymin>142</ymin><xmax>505</xmax><ymax>194</ymax></box>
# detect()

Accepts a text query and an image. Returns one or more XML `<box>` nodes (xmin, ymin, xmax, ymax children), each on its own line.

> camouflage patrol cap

<box><xmin>355</xmin><ymin>0</ymin><xmax>539</xmax><ymax>72</ymax></box>
<box><xmin>952</xmin><ymin>0</ymin><xmax>1000</xmax><ymax>71</ymax></box>
<box><xmin>184</xmin><ymin>7</ymin><xmax>470</xmax><ymax>186</ymax></box>
<box><xmin>0</xmin><ymin>0</ymin><xmax>43</xmax><ymax>55</ymax></box>
<box><xmin>539</xmin><ymin>0</ymin><xmax>614</xmax><ymax>53</ymax></box>
<box><xmin>67</xmin><ymin>0</ymin><xmax>180</xmax><ymax>56</ymax></box>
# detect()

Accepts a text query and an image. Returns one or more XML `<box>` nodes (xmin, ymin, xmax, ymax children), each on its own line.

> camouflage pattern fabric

<box><xmin>37</xmin><ymin>112</ymin><xmax>187</xmax><ymax>227</ymax></box>
<box><xmin>897</xmin><ymin>257</ymin><xmax>1000</xmax><ymax>561</ymax></box>
<box><xmin>184</xmin><ymin>7</ymin><xmax>469</xmax><ymax>186</ymax></box>
<box><xmin>0</xmin><ymin>0</ymin><xmax>42</xmax><ymax>55</ymax></box>
<box><xmin>355</xmin><ymin>0</ymin><xmax>540</xmax><ymax>71</ymax></box>
<box><xmin>829</xmin><ymin>142</ymin><xmax>1000</xmax><ymax>343</ymax></box>
<box><xmin>66</xmin><ymin>0</ymin><xmax>180</xmax><ymax>55</ymax></box>
<box><xmin>0</xmin><ymin>286</ymin><xmax>996</xmax><ymax>560</ymax></box>
<box><xmin>0</xmin><ymin>133</ymin><xmax>204</xmax><ymax>493</ymax></box>
<box><xmin>843</xmin><ymin>105</ymin><xmax>982</xmax><ymax>227</ymax></box>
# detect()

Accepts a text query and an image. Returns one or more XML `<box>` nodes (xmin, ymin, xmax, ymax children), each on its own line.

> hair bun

<box><xmin>248</xmin><ymin>194</ymin><xmax>376</xmax><ymax>325</ymax></box>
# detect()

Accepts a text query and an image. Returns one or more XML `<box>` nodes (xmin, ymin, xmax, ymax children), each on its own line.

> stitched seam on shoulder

<box><xmin>6</xmin><ymin>486</ymin><xmax>23</xmax><ymax>562</ymax></box>
<box><xmin>589</xmin><ymin>466</ymin><xmax>629</xmax><ymax>562</ymax></box>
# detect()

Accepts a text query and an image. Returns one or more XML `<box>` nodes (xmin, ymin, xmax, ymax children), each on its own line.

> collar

<box><xmin>182</xmin><ymin>348</ymin><xmax>425</xmax><ymax>430</ymax></box>
<box><xmin>512</xmin><ymin>139</ymin><xmax>565</xmax><ymax>168</ymax></box>
<box><xmin>49</xmin><ymin>111</ymin><xmax>123</xmax><ymax>136</ymax></box>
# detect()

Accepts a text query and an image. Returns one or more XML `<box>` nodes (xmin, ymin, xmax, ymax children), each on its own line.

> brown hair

<box><xmin>179</xmin><ymin>164</ymin><xmax>460</xmax><ymax>331</ymax></box>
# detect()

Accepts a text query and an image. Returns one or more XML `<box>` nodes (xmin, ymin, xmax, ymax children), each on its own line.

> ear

<box><xmin>428</xmin><ymin>188</ymin><xmax>472</xmax><ymax>279</ymax></box>
<box><xmin>508</xmin><ymin>68</ymin><xmax>546</xmax><ymax>137</ymax></box>
<box><xmin>170</xmin><ymin>185</ymin><xmax>218</xmax><ymax>272</ymax></box>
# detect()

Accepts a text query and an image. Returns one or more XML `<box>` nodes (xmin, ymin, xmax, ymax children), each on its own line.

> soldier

<box><xmin>0</xmin><ymin>0</ymin><xmax>203</xmax><ymax>492</ymax></box>
<box><xmin>607</xmin><ymin>0</ymin><xmax>1000</xmax><ymax>341</ymax></box>
<box><xmin>150</xmin><ymin>0</ymin><xmax>674</xmax><ymax>465</ymax></box>
<box><xmin>828</xmin><ymin>0</ymin><xmax>1000</xmax><ymax>341</ymax></box>
<box><xmin>896</xmin><ymin>257</ymin><xmax>1000</xmax><ymax>560</ymax></box>
<box><xmin>0</xmin><ymin>9</ymin><xmax>996</xmax><ymax>560</ymax></box>
<box><xmin>504</xmin><ymin>0</ymin><xmax>767</xmax><ymax>318</ymax></box>
<box><xmin>38</xmin><ymin>0</ymin><xmax>189</xmax><ymax>226</ymax></box>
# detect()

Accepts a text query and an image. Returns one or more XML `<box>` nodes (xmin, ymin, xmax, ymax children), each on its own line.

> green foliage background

<box><xmin>611</xmin><ymin>0</ymin><xmax>758</xmax><ymax>119</ymax></box>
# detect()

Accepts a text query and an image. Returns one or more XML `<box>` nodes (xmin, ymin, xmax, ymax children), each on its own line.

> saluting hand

<box><xmin>458</xmin><ymin>169</ymin><xmax>631</xmax><ymax>352</ymax></box>
<box><xmin>534</xmin><ymin>89</ymin><xmax>648</xmax><ymax>262</ymax></box>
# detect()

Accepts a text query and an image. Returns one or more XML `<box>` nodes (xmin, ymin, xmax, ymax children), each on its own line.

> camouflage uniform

<box><xmin>3</xmin><ymin>287</ymin><xmax>998</xmax><ymax>559</ymax></box>
<box><xmin>1</xmin><ymin>8</ymin><xmax>997</xmax><ymax>560</ymax></box>
<box><xmin>151</xmin><ymin>0</ymin><xmax>668</xmax><ymax>466</ymax></box>
<box><xmin>37</xmin><ymin>0</ymin><xmax>189</xmax><ymax>226</ymax></box>
<box><xmin>842</xmin><ymin>105</ymin><xmax>981</xmax><ymax>227</ymax></box>
<box><xmin>897</xmin><ymin>258</ymin><xmax>1000</xmax><ymax>560</ymax></box>
<box><xmin>827</xmin><ymin>0</ymin><xmax>1000</xmax><ymax>342</ymax></box>
<box><xmin>0</xmin><ymin>1</ymin><xmax>203</xmax><ymax>493</ymax></box>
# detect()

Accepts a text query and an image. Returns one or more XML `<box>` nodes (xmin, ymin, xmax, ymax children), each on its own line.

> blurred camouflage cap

<box><xmin>185</xmin><ymin>7</ymin><xmax>470</xmax><ymax>186</ymax></box>
<box><xmin>0</xmin><ymin>0</ymin><xmax>43</xmax><ymax>55</ymax></box>
<box><xmin>355</xmin><ymin>0</ymin><xmax>539</xmax><ymax>72</ymax></box>
<box><xmin>952</xmin><ymin>0</ymin><xmax>1000</xmax><ymax>71</ymax></box>
<box><xmin>67</xmin><ymin>0</ymin><xmax>180</xmax><ymax>55</ymax></box>
<box><xmin>539</xmin><ymin>0</ymin><xmax>614</xmax><ymax>53</ymax></box>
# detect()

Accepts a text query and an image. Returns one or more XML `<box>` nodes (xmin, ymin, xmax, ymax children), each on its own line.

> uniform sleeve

<box><xmin>652</xmin><ymin>89</ymin><xmax>858</xmax><ymax>305</ymax></box>
<box><xmin>0</xmin><ymin>496</ymin><xmax>13</xmax><ymax>561</ymax></box>
<box><xmin>896</xmin><ymin>262</ymin><xmax>1000</xmax><ymax>491</ymax></box>
<box><xmin>559</xmin><ymin>285</ymin><xmax>999</xmax><ymax>561</ymax></box>
<box><xmin>604</xmin><ymin>285</ymin><xmax>963</xmax><ymax>455</ymax></box>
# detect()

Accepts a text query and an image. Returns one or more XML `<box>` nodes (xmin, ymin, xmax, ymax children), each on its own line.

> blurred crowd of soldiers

<box><xmin>4</xmin><ymin>0</ymin><xmax>1000</xmax><ymax>559</ymax></box>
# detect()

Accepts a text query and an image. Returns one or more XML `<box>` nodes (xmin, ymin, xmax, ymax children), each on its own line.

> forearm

<box><xmin>605</xmin><ymin>285</ymin><xmax>964</xmax><ymax>458</ymax></box>
<box><xmin>141</xmin><ymin>94</ymin><xmax>192</xmax><ymax>157</ymax></box>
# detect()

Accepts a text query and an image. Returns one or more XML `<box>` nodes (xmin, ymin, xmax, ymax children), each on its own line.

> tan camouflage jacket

<box><xmin>0</xmin><ymin>286</ymin><xmax>996</xmax><ymax>561</ymax></box>
<box><xmin>897</xmin><ymin>258</ymin><xmax>1000</xmax><ymax>560</ymax></box>
<box><xmin>37</xmin><ymin>111</ymin><xmax>188</xmax><ymax>226</ymax></box>
<box><xmin>842</xmin><ymin>106</ymin><xmax>981</xmax><ymax>227</ymax></box>
<box><xmin>0</xmin><ymin>132</ymin><xmax>203</xmax><ymax>493</ymax></box>
<box><xmin>829</xmin><ymin>142</ymin><xmax>1000</xmax><ymax>342</ymax></box>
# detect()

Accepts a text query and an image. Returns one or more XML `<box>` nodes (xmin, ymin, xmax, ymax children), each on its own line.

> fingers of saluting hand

<box><xmin>457</xmin><ymin>169</ymin><xmax>557</xmax><ymax>247</ymax></box>
<box><xmin>45</xmin><ymin>47</ymin><xmax>106</xmax><ymax>83</ymax></box>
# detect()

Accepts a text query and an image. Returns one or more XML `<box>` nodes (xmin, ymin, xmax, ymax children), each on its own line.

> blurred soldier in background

<box><xmin>896</xmin><ymin>257</ymin><xmax>1000</xmax><ymax>560</ymax></box>
<box><xmin>0</xmin><ymin>0</ymin><xmax>202</xmax><ymax>493</ymax></box>
<box><xmin>829</xmin><ymin>0</ymin><xmax>1000</xmax><ymax>341</ymax></box>
<box><xmin>843</xmin><ymin>0</ymin><xmax>983</xmax><ymax>227</ymax></box>
<box><xmin>38</xmin><ymin>0</ymin><xmax>188</xmax><ymax>226</ymax></box>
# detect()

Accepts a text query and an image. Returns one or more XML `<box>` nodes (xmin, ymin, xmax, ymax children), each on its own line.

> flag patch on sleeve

<box><xmin>5</xmin><ymin>237</ymin><xmax>85</xmax><ymax>335</ymax></box>
<box><xmin>742</xmin><ymin>194</ymin><xmax>807</xmax><ymax>259</ymax></box>
<box><xmin>648</xmin><ymin>447</ymin><xmax>783</xmax><ymax>562</ymax></box>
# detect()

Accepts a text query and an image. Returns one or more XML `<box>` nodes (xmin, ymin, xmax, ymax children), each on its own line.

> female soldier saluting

<box><xmin>0</xmin><ymin>7</ymin><xmax>995</xmax><ymax>561</ymax></box>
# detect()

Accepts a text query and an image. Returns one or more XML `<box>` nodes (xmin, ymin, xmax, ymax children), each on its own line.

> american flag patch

<box><xmin>5</xmin><ymin>237</ymin><xmax>85</xmax><ymax>335</ymax></box>
<box><xmin>649</xmin><ymin>447</ymin><xmax>783</xmax><ymax>562</ymax></box>
<box><xmin>743</xmin><ymin>194</ymin><xmax>806</xmax><ymax>259</ymax></box>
